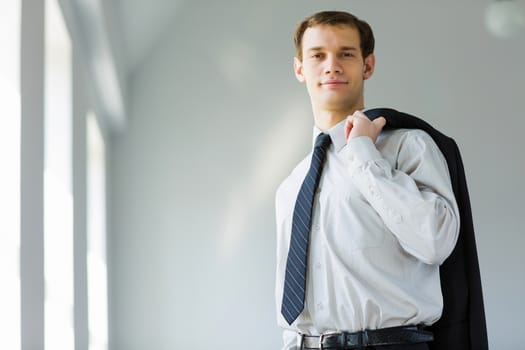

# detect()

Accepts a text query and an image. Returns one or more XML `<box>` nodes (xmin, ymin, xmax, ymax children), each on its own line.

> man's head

<box><xmin>294</xmin><ymin>11</ymin><xmax>375</xmax><ymax>62</ymax></box>
<box><xmin>293</xmin><ymin>11</ymin><xmax>376</xmax><ymax>121</ymax></box>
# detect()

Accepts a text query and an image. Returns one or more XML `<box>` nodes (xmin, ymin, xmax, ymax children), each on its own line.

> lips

<box><xmin>321</xmin><ymin>80</ymin><xmax>348</xmax><ymax>86</ymax></box>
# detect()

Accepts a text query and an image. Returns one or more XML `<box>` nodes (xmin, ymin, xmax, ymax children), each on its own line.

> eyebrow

<box><xmin>340</xmin><ymin>46</ymin><xmax>358</xmax><ymax>51</ymax></box>
<box><xmin>306</xmin><ymin>46</ymin><xmax>359</xmax><ymax>52</ymax></box>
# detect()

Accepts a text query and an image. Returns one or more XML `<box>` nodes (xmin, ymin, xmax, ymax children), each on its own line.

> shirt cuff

<box><xmin>347</xmin><ymin>136</ymin><xmax>383</xmax><ymax>171</ymax></box>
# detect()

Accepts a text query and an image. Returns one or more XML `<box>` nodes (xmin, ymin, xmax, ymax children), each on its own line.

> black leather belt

<box><xmin>299</xmin><ymin>325</ymin><xmax>434</xmax><ymax>349</ymax></box>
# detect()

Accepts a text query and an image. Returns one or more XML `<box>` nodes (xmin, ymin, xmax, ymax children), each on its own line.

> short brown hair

<box><xmin>294</xmin><ymin>11</ymin><xmax>375</xmax><ymax>61</ymax></box>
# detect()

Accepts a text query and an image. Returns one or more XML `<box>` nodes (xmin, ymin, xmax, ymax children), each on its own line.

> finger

<box><xmin>353</xmin><ymin>110</ymin><xmax>367</xmax><ymax>119</ymax></box>
<box><xmin>373</xmin><ymin>116</ymin><xmax>386</xmax><ymax>129</ymax></box>
<box><xmin>345</xmin><ymin>119</ymin><xmax>353</xmax><ymax>139</ymax></box>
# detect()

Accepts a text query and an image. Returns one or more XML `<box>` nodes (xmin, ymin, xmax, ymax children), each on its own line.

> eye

<box><xmin>311</xmin><ymin>53</ymin><xmax>324</xmax><ymax>59</ymax></box>
<box><xmin>341</xmin><ymin>52</ymin><xmax>355</xmax><ymax>58</ymax></box>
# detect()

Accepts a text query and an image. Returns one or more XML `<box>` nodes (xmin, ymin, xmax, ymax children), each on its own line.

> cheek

<box><xmin>303</xmin><ymin>72</ymin><xmax>319</xmax><ymax>88</ymax></box>
<box><xmin>305</xmin><ymin>81</ymin><xmax>318</xmax><ymax>96</ymax></box>
<box><xmin>302</xmin><ymin>64</ymin><xmax>320</xmax><ymax>78</ymax></box>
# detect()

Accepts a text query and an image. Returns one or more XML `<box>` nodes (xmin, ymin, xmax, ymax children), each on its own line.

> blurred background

<box><xmin>2</xmin><ymin>0</ymin><xmax>524</xmax><ymax>349</ymax></box>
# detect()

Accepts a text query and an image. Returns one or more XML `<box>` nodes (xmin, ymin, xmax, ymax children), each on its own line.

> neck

<box><xmin>313</xmin><ymin>105</ymin><xmax>364</xmax><ymax>131</ymax></box>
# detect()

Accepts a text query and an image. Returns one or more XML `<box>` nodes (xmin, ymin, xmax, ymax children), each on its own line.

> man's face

<box><xmin>294</xmin><ymin>24</ymin><xmax>375</xmax><ymax>113</ymax></box>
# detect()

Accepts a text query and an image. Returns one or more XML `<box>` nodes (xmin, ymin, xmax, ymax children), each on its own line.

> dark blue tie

<box><xmin>281</xmin><ymin>132</ymin><xmax>332</xmax><ymax>325</ymax></box>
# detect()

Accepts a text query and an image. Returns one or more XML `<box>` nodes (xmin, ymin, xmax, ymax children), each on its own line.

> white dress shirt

<box><xmin>274</xmin><ymin>119</ymin><xmax>460</xmax><ymax>350</ymax></box>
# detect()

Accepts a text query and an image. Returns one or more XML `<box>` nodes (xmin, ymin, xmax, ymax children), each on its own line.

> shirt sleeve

<box><xmin>346</xmin><ymin>130</ymin><xmax>460</xmax><ymax>265</ymax></box>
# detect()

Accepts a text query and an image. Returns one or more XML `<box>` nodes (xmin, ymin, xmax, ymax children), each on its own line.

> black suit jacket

<box><xmin>364</xmin><ymin>108</ymin><xmax>489</xmax><ymax>350</ymax></box>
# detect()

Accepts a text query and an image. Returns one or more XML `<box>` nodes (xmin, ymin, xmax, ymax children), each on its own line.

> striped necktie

<box><xmin>281</xmin><ymin>132</ymin><xmax>332</xmax><ymax>325</ymax></box>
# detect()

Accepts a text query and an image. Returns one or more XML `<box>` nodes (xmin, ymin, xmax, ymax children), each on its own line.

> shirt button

<box><xmin>315</xmin><ymin>262</ymin><xmax>322</xmax><ymax>269</ymax></box>
<box><xmin>313</xmin><ymin>224</ymin><xmax>320</xmax><ymax>231</ymax></box>
<box><xmin>388</xmin><ymin>209</ymin><xmax>403</xmax><ymax>223</ymax></box>
<box><xmin>369</xmin><ymin>186</ymin><xmax>382</xmax><ymax>200</ymax></box>
<box><xmin>394</xmin><ymin>214</ymin><xmax>403</xmax><ymax>223</ymax></box>
<box><xmin>316</xmin><ymin>302</ymin><xmax>323</xmax><ymax>311</ymax></box>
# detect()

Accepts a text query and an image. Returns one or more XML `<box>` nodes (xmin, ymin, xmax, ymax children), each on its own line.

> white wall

<box><xmin>110</xmin><ymin>1</ymin><xmax>525</xmax><ymax>349</ymax></box>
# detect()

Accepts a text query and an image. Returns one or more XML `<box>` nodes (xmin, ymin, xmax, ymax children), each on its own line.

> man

<box><xmin>275</xmin><ymin>11</ymin><xmax>467</xmax><ymax>350</ymax></box>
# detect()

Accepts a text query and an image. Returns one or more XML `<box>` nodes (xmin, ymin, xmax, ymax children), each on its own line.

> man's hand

<box><xmin>345</xmin><ymin>110</ymin><xmax>386</xmax><ymax>143</ymax></box>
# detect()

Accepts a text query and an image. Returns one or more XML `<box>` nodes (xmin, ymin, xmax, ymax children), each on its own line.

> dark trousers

<box><xmin>361</xmin><ymin>344</ymin><xmax>429</xmax><ymax>350</ymax></box>
<box><xmin>302</xmin><ymin>344</ymin><xmax>429</xmax><ymax>350</ymax></box>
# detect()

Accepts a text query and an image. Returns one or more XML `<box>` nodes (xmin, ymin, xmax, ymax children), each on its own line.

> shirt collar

<box><xmin>311</xmin><ymin>109</ymin><xmax>370</xmax><ymax>152</ymax></box>
<box><xmin>312</xmin><ymin>119</ymin><xmax>348</xmax><ymax>153</ymax></box>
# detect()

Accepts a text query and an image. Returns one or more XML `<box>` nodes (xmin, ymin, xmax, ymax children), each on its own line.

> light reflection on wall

<box><xmin>44</xmin><ymin>0</ymin><xmax>74</xmax><ymax>348</ymax></box>
<box><xmin>87</xmin><ymin>112</ymin><xmax>108</xmax><ymax>350</ymax></box>
<box><xmin>0</xmin><ymin>1</ymin><xmax>21</xmax><ymax>348</ymax></box>
<box><xmin>215</xmin><ymin>35</ymin><xmax>314</xmax><ymax>255</ymax></box>
<box><xmin>220</xmin><ymin>97</ymin><xmax>311</xmax><ymax>255</ymax></box>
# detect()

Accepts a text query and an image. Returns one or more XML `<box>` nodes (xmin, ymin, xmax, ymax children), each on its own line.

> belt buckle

<box><xmin>319</xmin><ymin>331</ymin><xmax>338</xmax><ymax>350</ymax></box>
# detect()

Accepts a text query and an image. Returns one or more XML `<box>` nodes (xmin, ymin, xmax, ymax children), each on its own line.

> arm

<box><xmin>345</xmin><ymin>113</ymin><xmax>459</xmax><ymax>265</ymax></box>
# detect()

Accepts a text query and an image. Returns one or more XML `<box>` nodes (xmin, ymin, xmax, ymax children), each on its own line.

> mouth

<box><xmin>320</xmin><ymin>80</ymin><xmax>348</xmax><ymax>87</ymax></box>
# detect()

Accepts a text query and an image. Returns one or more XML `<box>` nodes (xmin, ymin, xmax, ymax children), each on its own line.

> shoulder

<box><xmin>378</xmin><ymin>128</ymin><xmax>449</xmax><ymax>172</ymax></box>
<box><xmin>379</xmin><ymin>128</ymin><xmax>441</xmax><ymax>154</ymax></box>
<box><xmin>378</xmin><ymin>129</ymin><xmax>439</xmax><ymax>151</ymax></box>
<box><xmin>381</xmin><ymin>128</ymin><xmax>434</xmax><ymax>143</ymax></box>
<box><xmin>276</xmin><ymin>155</ymin><xmax>310</xmax><ymax>197</ymax></box>
<box><xmin>275</xmin><ymin>155</ymin><xmax>310</xmax><ymax>222</ymax></box>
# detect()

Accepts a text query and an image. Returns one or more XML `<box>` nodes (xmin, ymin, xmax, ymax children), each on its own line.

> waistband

<box><xmin>298</xmin><ymin>325</ymin><xmax>434</xmax><ymax>349</ymax></box>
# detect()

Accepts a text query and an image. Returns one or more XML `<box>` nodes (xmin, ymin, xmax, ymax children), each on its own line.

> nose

<box><xmin>324</xmin><ymin>55</ymin><xmax>342</xmax><ymax>74</ymax></box>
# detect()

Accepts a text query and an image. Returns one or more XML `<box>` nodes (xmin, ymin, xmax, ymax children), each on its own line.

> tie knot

<box><xmin>315</xmin><ymin>133</ymin><xmax>332</xmax><ymax>150</ymax></box>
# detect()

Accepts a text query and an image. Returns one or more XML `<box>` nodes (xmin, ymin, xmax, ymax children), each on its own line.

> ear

<box><xmin>362</xmin><ymin>53</ymin><xmax>376</xmax><ymax>80</ymax></box>
<box><xmin>294</xmin><ymin>57</ymin><xmax>306</xmax><ymax>83</ymax></box>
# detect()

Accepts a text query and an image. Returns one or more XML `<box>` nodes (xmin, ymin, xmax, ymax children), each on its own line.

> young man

<box><xmin>275</xmin><ymin>11</ymin><xmax>463</xmax><ymax>350</ymax></box>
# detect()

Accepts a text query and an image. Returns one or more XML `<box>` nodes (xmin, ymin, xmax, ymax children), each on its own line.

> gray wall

<box><xmin>110</xmin><ymin>1</ymin><xmax>525</xmax><ymax>349</ymax></box>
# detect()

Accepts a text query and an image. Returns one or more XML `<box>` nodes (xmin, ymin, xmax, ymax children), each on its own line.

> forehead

<box><xmin>302</xmin><ymin>24</ymin><xmax>361</xmax><ymax>51</ymax></box>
